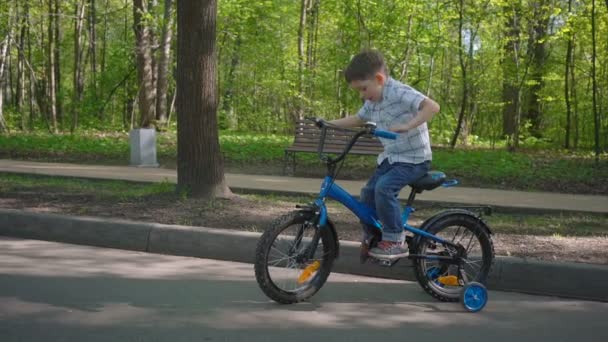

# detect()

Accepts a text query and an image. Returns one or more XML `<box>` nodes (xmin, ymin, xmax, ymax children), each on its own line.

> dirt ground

<box><xmin>1</xmin><ymin>190</ymin><xmax>607</xmax><ymax>265</ymax></box>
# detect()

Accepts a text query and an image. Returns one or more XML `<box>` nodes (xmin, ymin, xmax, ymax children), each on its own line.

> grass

<box><xmin>0</xmin><ymin>131</ymin><xmax>606</xmax><ymax>194</ymax></box>
<box><xmin>0</xmin><ymin>173</ymin><xmax>176</xmax><ymax>201</ymax></box>
<box><xmin>1</xmin><ymin>173</ymin><xmax>606</xmax><ymax>237</ymax></box>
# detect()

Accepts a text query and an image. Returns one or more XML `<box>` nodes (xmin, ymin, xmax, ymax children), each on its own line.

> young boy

<box><xmin>328</xmin><ymin>50</ymin><xmax>440</xmax><ymax>260</ymax></box>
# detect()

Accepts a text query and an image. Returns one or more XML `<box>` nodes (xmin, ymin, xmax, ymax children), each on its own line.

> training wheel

<box><xmin>460</xmin><ymin>282</ymin><xmax>488</xmax><ymax>313</ymax></box>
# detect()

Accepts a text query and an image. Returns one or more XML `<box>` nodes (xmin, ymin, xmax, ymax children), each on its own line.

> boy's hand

<box><xmin>389</xmin><ymin>124</ymin><xmax>409</xmax><ymax>133</ymax></box>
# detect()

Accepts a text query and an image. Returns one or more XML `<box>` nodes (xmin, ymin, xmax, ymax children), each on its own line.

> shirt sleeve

<box><xmin>356</xmin><ymin>101</ymin><xmax>372</xmax><ymax>121</ymax></box>
<box><xmin>401</xmin><ymin>87</ymin><xmax>426</xmax><ymax>114</ymax></box>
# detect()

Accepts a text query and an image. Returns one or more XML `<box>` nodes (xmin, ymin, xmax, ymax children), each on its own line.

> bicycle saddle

<box><xmin>410</xmin><ymin>171</ymin><xmax>446</xmax><ymax>192</ymax></box>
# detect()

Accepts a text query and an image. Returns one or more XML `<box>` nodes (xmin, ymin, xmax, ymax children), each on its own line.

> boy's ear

<box><xmin>374</xmin><ymin>72</ymin><xmax>386</xmax><ymax>85</ymax></box>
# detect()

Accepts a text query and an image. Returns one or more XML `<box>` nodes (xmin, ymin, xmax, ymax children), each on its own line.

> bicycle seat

<box><xmin>410</xmin><ymin>171</ymin><xmax>446</xmax><ymax>192</ymax></box>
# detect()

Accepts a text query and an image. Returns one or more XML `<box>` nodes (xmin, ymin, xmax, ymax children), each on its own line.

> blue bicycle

<box><xmin>254</xmin><ymin>118</ymin><xmax>495</xmax><ymax>312</ymax></box>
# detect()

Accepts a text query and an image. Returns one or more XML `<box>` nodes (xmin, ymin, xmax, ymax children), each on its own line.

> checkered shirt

<box><xmin>356</xmin><ymin>77</ymin><xmax>432</xmax><ymax>165</ymax></box>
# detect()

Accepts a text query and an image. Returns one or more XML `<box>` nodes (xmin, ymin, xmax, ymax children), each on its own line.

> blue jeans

<box><xmin>360</xmin><ymin>159</ymin><xmax>430</xmax><ymax>242</ymax></box>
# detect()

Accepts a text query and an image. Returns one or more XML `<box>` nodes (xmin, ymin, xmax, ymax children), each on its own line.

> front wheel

<box><xmin>254</xmin><ymin>211</ymin><xmax>336</xmax><ymax>304</ymax></box>
<box><xmin>413</xmin><ymin>213</ymin><xmax>495</xmax><ymax>302</ymax></box>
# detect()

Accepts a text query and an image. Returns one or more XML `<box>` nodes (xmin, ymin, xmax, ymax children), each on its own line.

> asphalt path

<box><xmin>0</xmin><ymin>237</ymin><xmax>606</xmax><ymax>342</ymax></box>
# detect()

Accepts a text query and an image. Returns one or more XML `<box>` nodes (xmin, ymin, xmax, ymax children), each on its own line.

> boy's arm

<box><xmin>390</xmin><ymin>98</ymin><xmax>440</xmax><ymax>133</ymax></box>
<box><xmin>328</xmin><ymin>115</ymin><xmax>366</xmax><ymax>128</ymax></box>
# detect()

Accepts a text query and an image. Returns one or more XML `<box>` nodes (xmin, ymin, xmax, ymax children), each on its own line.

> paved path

<box><xmin>1</xmin><ymin>237</ymin><xmax>607</xmax><ymax>342</ymax></box>
<box><xmin>1</xmin><ymin>159</ymin><xmax>607</xmax><ymax>214</ymax></box>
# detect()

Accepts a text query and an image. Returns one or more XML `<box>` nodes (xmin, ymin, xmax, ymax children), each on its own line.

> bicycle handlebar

<box><xmin>304</xmin><ymin>117</ymin><xmax>398</xmax><ymax>166</ymax></box>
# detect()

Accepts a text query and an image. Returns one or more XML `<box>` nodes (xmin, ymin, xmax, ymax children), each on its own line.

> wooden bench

<box><xmin>283</xmin><ymin>119</ymin><xmax>383</xmax><ymax>175</ymax></box>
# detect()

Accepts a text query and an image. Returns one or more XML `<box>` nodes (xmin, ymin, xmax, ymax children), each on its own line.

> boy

<box><xmin>328</xmin><ymin>50</ymin><xmax>440</xmax><ymax>261</ymax></box>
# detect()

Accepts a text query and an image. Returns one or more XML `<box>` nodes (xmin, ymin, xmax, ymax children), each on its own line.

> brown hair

<box><xmin>344</xmin><ymin>49</ymin><xmax>388</xmax><ymax>83</ymax></box>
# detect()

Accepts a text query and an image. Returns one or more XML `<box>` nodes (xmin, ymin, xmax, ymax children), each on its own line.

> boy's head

<box><xmin>344</xmin><ymin>50</ymin><xmax>388</xmax><ymax>103</ymax></box>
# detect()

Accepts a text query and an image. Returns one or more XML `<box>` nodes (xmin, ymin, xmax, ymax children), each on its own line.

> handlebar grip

<box><xmin>374</xmin><ymin>129</ymin><xmax>398</xmax><ymax>140</ymax></box>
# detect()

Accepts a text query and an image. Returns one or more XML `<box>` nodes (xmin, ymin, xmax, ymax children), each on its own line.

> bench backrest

<box><xmin>291</xmin><ymin>119</ymin><xmax>383</xmax><ymax>154</ymax></box>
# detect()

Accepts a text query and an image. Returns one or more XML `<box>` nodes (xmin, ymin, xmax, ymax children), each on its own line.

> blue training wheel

<box><xmin>460</xmin><ymin>282</ymin><xmax>488</xmax><ymax>313</ymax></box>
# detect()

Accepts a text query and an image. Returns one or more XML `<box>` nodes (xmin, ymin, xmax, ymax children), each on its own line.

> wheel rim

<box><xmin>265</xmin><ymin>222</ymin><xmax>328</xmax><ymax>294</ymax></box>
<box><xmin>420</xmin><ymin>223</ymin><xmax>488</xmax><ymax>298</ymax></box>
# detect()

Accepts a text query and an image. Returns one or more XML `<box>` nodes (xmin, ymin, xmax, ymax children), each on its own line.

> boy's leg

<box><xmin>358</xmin><ymin>161</ymin><xmax>390</xmax><ymax>262</ymax></box>
<box><xmin>359</xmin><ymin>160</ymin><xmax>391</xmax><ymax>241</ymax></box>
<box><xmin>369</xmin><ymin>161</ymin><xmax>430</xmax><ymax>258</ymax></box>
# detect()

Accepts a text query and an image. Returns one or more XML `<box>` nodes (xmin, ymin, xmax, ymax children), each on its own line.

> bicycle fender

<box><xmin>412</xmin><ymin>209</ymin><xmax>492</xmax><ymax>248</ymax></box>
<box><xmin>296</xmin><ymin>209</ymin><xmax>340</xmax><ymax>259</ymax></box>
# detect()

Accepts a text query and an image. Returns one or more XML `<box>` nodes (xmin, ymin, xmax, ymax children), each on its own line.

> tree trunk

<box><xmin>0</xmin><ymin>22</ymin><xmax>14</xmax><ymax>133</ymax></box>
<box><xmin>47</xmin><ymin>0</ymin><xmax>58</xmax><ymax>133</ymax></box>
<box><xmin>222</xmin><ymin>35</ymin><xmax>241</xmax><ymax>130</ymax></box>
<box><xmin>72</xmin><ymin>0</ymin><xmax>86</xmax><ymax>132</ymax></box>
<box><xmin>17</xmin><ymin>1</ymin><xmax>28</xmax><ymax>130</ymax></box>
<box><xmin>176</xmin><ymin>0</ymin><xmax>231</xmax><ymax>199</ymax></box>
<box><xmin>296</xmin><ymin>0</ymin><xmax>309</xmax><ymax>121</ymax></box>
<box><xmin>591</xmin><ymin>0</ymin><xmax>600</xmax><ymax>161</ymax></box>
<box><xmin>525</xmin><ymin>0</ymin><xmax>549</xmax><ymax>138</ymax></box>
<box><xmin>88</xmin><ymin>0</ymin><xmax>97</xmax><ymax>94</ymax></box>
<box><xmin>450</xmin><ymin>0</ymin><xmax>467</xmax><ymax>148</ymax></box>
<box><xmin>155</xmin><ymin>0</ymin><xmax>174</xmax><ymax>129</ymax></box>
<box><xmin>133</xmin><ymin>0</ymin><xmax>156</xmax><ymax>128</ymax></box>
<box><xmin>502</xmin><ymin>2</ymin><xmax>521</xmax><ymax>142</ymax></box>
<box><xmin>54</xmin><ymin>0</ymin><xmax>62</xmax><ymax>126</ymax></box>
<box><xmin>564</xmin><ymin>0</ymin><xmax>574</xmax><ymax>149</ymax></box>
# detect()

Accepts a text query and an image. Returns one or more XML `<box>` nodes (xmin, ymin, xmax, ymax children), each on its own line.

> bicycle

<box><xmin>254</xmin><ymin>118</ymin><xmax>495</xmax><ymax>312</ymax></box>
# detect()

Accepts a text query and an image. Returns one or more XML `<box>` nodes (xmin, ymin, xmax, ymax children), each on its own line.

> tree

<box><xmin>176</xmin><ymin>0</ymin><xmax>232</xmax><ymax>198</ymax></box>
<box><xmin>155</xmin><ymin>0</ymin><xmax>174</xmax><ymax>129</ymax></box>
<box><xmin>133</xmin><ymin>0</ymin><xmax>156</xmax><ymax>128</ymax></box>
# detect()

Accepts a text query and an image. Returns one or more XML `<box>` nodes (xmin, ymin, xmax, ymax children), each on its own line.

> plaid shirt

<box><xmin>357</xmin><ymin>77</ymin><xmax>432</xmax><ymax>165</ymax></box>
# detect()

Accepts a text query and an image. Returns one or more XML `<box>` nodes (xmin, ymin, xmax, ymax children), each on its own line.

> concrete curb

<box><xmin>1</xmin><ymin>208</ymin><xmax>606</xmax><ymax>302</ymax></box>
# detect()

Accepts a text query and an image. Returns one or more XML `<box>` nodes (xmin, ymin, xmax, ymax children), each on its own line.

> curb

<box><xmin>1</xmin><ymin>208</ymin><xmax>606</xmax><ymax>302</ymax></box>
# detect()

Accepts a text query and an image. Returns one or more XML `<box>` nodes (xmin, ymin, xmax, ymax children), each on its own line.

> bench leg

<box><xmin>283</xmin><ymin>151</ymin><xmax>296</xmax><ymax>176</ymax></box>
<box><xmin>283</xmin><ymin>151</ymin><xmax>290</xmax><ymax>175</ymax></box>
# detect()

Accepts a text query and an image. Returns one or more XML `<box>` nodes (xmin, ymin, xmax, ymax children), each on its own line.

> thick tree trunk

<box><xmin>133</xmin><ymin>0</ymin><xmax>156</xmax><ymax>128</ymax></box>
<box><xmin>155</xmin><ymin>0</ymin><xmax>174</xmax><ymax>129</ymax></box>
<box><xmin>176</xmin><ymin>0</ymin><xmax>231</xmax><ymax>199</ymax></box>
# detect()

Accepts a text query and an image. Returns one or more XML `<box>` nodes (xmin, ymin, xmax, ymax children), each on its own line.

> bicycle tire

<box><xmin>413</xmin><ymin>213</ymin><xmax>494</xmax><ymax>302</ymax></box>
<box><xmin>254</xmin><ymin>211</ymin><xmax>336</xmax><ymax>304</ymax></box>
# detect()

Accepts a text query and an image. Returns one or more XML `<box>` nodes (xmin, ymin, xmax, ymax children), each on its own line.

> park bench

<box><xmin>283</xmin><ymin>119</ymin><xmax>383</xmax><ymax>175</ymax></box>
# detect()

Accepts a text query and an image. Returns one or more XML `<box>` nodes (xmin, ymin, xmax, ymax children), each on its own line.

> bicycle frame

<box><xmin>314</xmin><ymin>175</ymin><xmax>457</xmax><ymax>250</ymax></box>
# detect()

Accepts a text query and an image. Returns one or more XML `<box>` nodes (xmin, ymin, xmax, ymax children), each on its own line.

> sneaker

<box><xmin>359</xmin><ymin>240</ymin><xmax>370</xmax><ymax>264</ymax></box>
<box><xmin>368</xmin><ymin>240</ymin><xmax>408</xmax><ymax>260</ymax></box>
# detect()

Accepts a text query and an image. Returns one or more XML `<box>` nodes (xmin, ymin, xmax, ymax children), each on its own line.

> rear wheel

<box><xmin>254</xmin><ymin>211</ymin><xmax>336</xmax><ymax>304</ymax></box>
<box><xmin>413</xmin><ymin>214</ymin><xmax>494</xmax><ymax>302</ymax></box>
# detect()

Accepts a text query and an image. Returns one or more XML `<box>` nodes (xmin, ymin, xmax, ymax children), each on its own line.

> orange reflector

<box><xmin>297</xmin><ymin>261</ymin><xmax>321</xmax><ymax>284</ymax></box>
<box><xmin>437</xmin><ymin>275</ymin><xmax>460</xmax><ymax>286</ymax></box>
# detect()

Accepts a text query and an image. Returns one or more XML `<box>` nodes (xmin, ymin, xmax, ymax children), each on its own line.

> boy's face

<box><xmin>349</xmin><ymin>72</ymin><xmax>386</xmax><ymax>103</ymax></box>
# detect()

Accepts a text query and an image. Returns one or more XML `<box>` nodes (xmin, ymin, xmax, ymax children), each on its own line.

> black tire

<box><xmin>413</xmin><ymin>214</ymin><xmax>494</xmax><ymax>302</ymax></box>
<box><xmin>254</xmin><ymin>211</ymin><xmax>336</xmax><ymax>304</ymax></box>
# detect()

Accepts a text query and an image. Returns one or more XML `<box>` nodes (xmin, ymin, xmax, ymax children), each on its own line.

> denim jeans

<box><xmin>360</xmin><ymin>159</ymin><xmax>431</xmax><ymax>242</ymax></box>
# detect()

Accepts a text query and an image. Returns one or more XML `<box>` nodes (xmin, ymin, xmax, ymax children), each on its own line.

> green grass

<box><xmin>0</xmin><ymin>173</ymin><xmax>176</xmax><ymax>200</ymax></box>
<box><xmin>1</xmin><ymin>131</ymin><xmax>606</xmax><ymax>194</ymax></box>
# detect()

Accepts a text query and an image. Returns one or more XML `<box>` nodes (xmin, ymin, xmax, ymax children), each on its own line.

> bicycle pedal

<box><xmin>371</xmin><ymin>258</ymin><xmax>399</xmax><ymax>267</ymax></box>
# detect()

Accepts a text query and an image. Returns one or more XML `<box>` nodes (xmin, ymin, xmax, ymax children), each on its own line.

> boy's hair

<box><xmin>344</xmin><ymin>49</ymin><xmax>388</xmax><ymax>83</ymax></box>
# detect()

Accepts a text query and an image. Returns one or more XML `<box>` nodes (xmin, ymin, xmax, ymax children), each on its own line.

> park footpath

<box><xmin>0</xmin><ymin>159</ymin><xmax>607</xmax><ymax>302</ymax></box>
